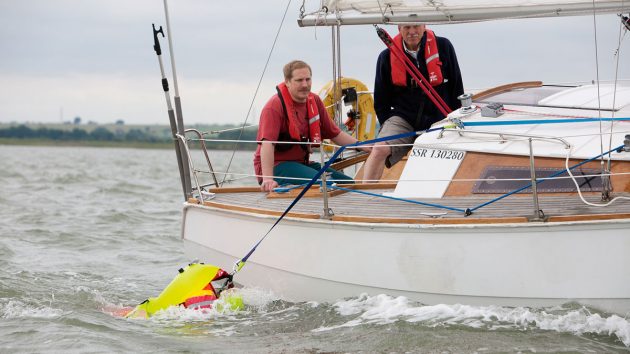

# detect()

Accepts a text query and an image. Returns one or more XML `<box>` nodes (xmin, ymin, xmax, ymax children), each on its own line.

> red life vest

<box><xmin>183</xmin><ymin>283</ymin><xmax>218</xmax><ymax>309</ymax></box>
<box><xmin>391</xmin><ymin>29</ymin><xmax>443</xmax><ymax>87</ymax></box>
<box><xmin>276</xmin><ymin>83</ymin><xmax>322</xmax><ymax>147</ymax></box>
<box><xmin>182</xmin><ymin>268</ymin><xmax>231</xmax><ymax>310</ymax></box>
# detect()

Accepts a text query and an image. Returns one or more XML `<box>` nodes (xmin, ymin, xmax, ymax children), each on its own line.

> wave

<box><xmin>0</xmin><ymin>300</ymin><xmax>63</xmax><ymax>319</ymax></box>
<box><xmin>313</xmin><ymin>293</ymin><xmax>630</xmax><ymax>347</ymax></box>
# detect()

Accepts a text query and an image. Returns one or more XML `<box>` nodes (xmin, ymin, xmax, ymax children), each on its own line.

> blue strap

<box><xmin>272</xmin><ymin>183</ymin><xmax>308</xmax><ymax>193</ymax></box>
<box><xmin>330</xmin><ymin>185</ymin><xmax>467</xmax><ymax>213</ymax></box>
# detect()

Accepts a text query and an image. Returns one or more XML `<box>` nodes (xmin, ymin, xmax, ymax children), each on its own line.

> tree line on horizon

<box><xmin>0</xmin><ymin>124</ymin><xmax>259</xmax><ymax>150</ymax></box>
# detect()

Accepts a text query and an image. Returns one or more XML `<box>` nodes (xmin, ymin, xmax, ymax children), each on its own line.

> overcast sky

<box><xmin>0</xmin><ymin>0</ymin><xmax>628</xmax><ymax>126</ymax></box>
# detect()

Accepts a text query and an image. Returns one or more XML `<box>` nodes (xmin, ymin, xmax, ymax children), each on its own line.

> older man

<box><xmin>363</xmin><ymin>24</ymin><xmax>464</xmax><ymax>182</ymax></box>
<box><xmin>253</xmin><ymin>60</ymin><xmax>369</xmax><ymax>192</ymax></box>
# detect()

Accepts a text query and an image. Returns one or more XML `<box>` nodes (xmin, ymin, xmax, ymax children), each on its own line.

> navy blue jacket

<box><xmin>374</xmin><ymin>32</ymin><xmax>464</xmax><ymax>131</ymax></box>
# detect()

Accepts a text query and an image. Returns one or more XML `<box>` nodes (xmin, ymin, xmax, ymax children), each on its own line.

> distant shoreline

<box><xmin>0</xmin><ymin>122</ymin><xmax>258</xmax><ymax>150</ymax></box>
<box><xmin>0</xmin><ymin>138</ymin><xmax>255</xmax><ymax>151</ymax></box>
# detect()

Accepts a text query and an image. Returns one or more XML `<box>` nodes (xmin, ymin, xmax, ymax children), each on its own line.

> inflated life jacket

<box><xmin>276</xmin><ymin>82</ymin><xmax>322</xmax><ymax>147</ymax></box>
<box><xmin>183</xmin><ymin>268</ymin><xmax>231</xmax><ymax>309</ymax></box>
<box><xmin>123</xmin><ymin>263</ymin><xmax>241</xmax><ymax>319</ymax></box>
<box><xmin>391</xmin><ymin>29</ymin><xmax>443</xmax><ymax>87</ymax></box>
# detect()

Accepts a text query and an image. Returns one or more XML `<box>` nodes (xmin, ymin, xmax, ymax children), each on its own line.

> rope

<box><xmin>221</xmin><ymin>0</ymin><xmax>292</xmax><ymax>186</ymax></box>
<box><xmin>566</xmin><ymin>146</ymin><xmax>630</xmax><ymax>207</ymax></box>
<box><xmin>330</xmin><ymin>185</ymin><xmax>468</xmax><ymax>214</ymax></box>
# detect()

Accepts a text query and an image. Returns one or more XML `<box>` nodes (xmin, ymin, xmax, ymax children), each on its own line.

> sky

<box><xmin>0</xmin><ymin>0</ymin><xmax>628</xmax><ymax>126</ymax></box>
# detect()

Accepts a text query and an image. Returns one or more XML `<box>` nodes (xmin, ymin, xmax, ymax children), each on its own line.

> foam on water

<box><xmin>314</xmin><ymin>293</ymin><xmax>630</xmax><ymax>346</ymax></box>
<box><xmin>97</xmin><ymin>287</ymin><xmax>278</xmax><ymax>324</ymax></box>
<box><xmin>235</xmin><ymin>287</ymin><xmax>279</xmax><ymax>310</ymax></box>
<box><xmin>0</xmin><ymin>300</ymin><xmax>64</xmax><ymax>319</ymax></box>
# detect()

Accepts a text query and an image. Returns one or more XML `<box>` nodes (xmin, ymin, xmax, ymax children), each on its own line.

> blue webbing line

<box><xmin>273</xmin><ymin>183</ymin><xmax>308</xmax><ymax>193</ymax></box>
<box><xmin>235</xmin><ymin>127</ymin><xmax>441</xmax><ymax>271</ymax></box>
<box><xmin>330</xmin><ymin>185</ymin><xmax>467</xmax><ymax>213</ymax></box>
<box><xmin>462</xmin><ymin>117</ymin><xmax>630</xmax><ymax>127</ymax></box>
<box><xmin>468</xmin><ymin>144</ymin><xmax>624</xmax><ymax>213</ymax></box>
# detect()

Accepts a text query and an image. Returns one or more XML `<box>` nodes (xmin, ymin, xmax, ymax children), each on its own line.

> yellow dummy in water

<box><xmin>122</xmin><ymin>262</ymin><xmax>243</xmax><ymax>319</ymax></box>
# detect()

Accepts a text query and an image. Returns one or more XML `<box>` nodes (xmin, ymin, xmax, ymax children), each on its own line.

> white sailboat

<box><xmin>164</xmin><ymin>1</ymin><xmax>630</xmax><ymax>315</ymax></box>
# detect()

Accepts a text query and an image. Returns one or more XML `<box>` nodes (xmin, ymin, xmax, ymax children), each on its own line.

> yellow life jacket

<box><xmin>125</xmin><ymin>263</ymin><xmax>243</xmax><ymax>318</ymax></box>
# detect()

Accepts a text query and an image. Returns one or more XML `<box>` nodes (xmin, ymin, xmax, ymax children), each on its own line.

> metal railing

<box><xmin>176</xmin><ymin>128</ymin><xmax>626</xmax><ymax>219</ymax></box>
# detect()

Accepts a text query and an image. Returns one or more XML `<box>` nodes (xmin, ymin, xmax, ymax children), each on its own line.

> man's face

<box><xmin>286</xmin><ymin>67</ymin><xmax>312</xmax><ymax>103</ymax></box>
<box><xmin>398</xmin><ymin>24</ymin><xmax>425</xmax><ymax>51</ymax></box>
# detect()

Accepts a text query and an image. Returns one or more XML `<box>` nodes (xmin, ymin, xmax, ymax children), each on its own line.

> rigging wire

<box><xmin>220</xmin><ymin>0</ymin><xmax>293</xmax><ymax>186</ymax></box>
<box><xmin>607</xmin><ymin>3</ymin><xmax>627</xmax><ymax>166</ymax></box>
<box><xmin>591</xmin><ymin>1</ymin><xmax>604</xmax><ymax>154</ymax></box>
<box><xmin>193</xmin><ymin>168</ymin><xmax>630</xmax><ymax>184</ymax></box>
<box><xmin>209</xmin><ymin>124</ymin><xmax>258</xmax><ymax>135</ymax></box>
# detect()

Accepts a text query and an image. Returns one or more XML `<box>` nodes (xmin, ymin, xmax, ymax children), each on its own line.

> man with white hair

<box><xmin>363</xmin><ymin>24</ymin><xmax>464</xmax><ymax>182</ymax></box>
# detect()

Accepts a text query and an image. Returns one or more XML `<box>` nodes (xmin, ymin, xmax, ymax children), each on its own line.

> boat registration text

<box><xmin>410</xmin><ymin>148</ymin><xmax>465</xmax><ymax>160</ymax></box>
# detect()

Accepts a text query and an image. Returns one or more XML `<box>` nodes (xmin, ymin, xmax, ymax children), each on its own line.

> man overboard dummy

<box><xmin>110</xmin><ymin>262</ymin><xmax>243</xmax><ymax>318</ymax></box>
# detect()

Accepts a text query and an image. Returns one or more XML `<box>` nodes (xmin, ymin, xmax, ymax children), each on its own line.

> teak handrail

<box><xmin>473</xmin><ymin>81</ymin><xmax>543</xmax><ymax>101</ymax></box>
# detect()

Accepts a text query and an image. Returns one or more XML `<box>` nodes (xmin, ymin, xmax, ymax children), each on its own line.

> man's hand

<box><xmin>358</xmin><ymin>145</ymin><xmax>373</xmax><ymax>153</ymax></box>
<box><xmin>261</xmin><ymin>178</ymin><xmax>279</xmax><ymax>192</ymax></box>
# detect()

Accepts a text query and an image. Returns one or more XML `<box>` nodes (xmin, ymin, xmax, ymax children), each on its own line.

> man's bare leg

<box><xmin>362</xmin><ymin>142</ymin><xmax>391</xmax><ymax>183</ymax></box>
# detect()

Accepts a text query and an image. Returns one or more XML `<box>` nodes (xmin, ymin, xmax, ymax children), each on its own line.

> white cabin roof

<box><xmin>538</xmin><ymin>84</ymin><xmax>630</xmax><ymax>111</ymax></box>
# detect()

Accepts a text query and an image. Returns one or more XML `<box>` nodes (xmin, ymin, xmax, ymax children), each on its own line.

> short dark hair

<box><xmin>283</xmin><ymin>60</ymin><xmax>312</xmax><ymax>81</ymax></box>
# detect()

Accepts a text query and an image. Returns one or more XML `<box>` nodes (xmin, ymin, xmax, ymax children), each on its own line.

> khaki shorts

<box><xmin>377</xmin><ymin>116</ymin><xmax>415</xmax><ymax>168</ymax></box>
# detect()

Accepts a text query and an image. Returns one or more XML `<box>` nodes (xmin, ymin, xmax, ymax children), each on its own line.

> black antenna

<box><xmin>152</xmin><ymin>24</ymin><xmax>165</xmax><ymax>55</ymax></box>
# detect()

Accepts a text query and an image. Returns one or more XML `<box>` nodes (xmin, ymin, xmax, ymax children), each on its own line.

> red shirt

<box><xmin>253</xmin><ymin>93</ymin><xmax>341</xmax><ymax>180</ymax></box>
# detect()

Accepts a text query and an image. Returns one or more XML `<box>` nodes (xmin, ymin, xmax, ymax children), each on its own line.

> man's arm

<box><xmin>260</xmin><ymin>140</ymin><xmax>279</xmax><ymax>192</ymax></box>
<box><xmin>441</xmin><ymin>38</ymin><xmax>464</xmax><ymax>110</ymax></box>
<box><xmin>330</xmin><ymin>131</ymin><xmax>372</xmax><ymax>153</ymax></box>
<box><xmin>374</xmin><ymin>50</ymin><xmax>394</xmax><ymax>125</ymax></box>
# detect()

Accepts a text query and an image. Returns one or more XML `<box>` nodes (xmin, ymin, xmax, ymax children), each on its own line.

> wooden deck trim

<box><xmin>348</xmin><ymin>183</ymin><xmax>398</xmax><ymax>190</ymax></box>
<box><xmin>331</xmin><ymin>215</ymin><xmax>528</xmax><ymax>224</ymax></box>
<box><xmin>191</xmin><ymin>199</ymin><xmax>322</xmax><ymax>219</ymax></box>
<box><xmin>208</xmin><ymin>186</ymin><xmax>261</xmax><ymax>193</ymax></box>
<box><xmin>472</xmin><ymin>81</ymin><xmax>543</xmax><ymax>101</ymax></box>
<box><xmin>267</xmin><ymin>186</ymin><xmax>348</xmax><ymax>199</ymax></box>
<box><xmin>329</xmin><ymin>152</ymin><xmax>369</xmax><ymax>170</ymax></box>
<box><xmin>548</xmin><ymin>213</ymin><xmax>630</xmax><ymax>222</ymax></box>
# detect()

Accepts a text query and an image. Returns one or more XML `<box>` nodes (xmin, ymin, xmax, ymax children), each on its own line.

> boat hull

<box><xmin>182</xmin><ymin>203</ymin><xmax>630</xmax><ymax>315</ymax></box>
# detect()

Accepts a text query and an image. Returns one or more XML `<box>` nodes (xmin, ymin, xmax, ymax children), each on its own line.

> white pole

<box><xmin>162</xmin><ymin>0</ymin><xmax>192</xmax><ymax>198</ymax></box>
<box><xmin>163</xmin><ymin>0</ymin><xmax>180</xmax><ymax>98</ymax></box>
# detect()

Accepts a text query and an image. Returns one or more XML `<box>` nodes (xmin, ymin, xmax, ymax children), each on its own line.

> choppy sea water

<box><xmin>0</xmin><ymin>144</ymin><xmax>629</xmax><ymax>353</ymax></box>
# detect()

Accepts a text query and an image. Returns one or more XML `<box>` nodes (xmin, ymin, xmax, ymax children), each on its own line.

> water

<box><xmin>1</xmin><ymin>145</ymin><xmax>629</xmax><ymax>353</ymax></box>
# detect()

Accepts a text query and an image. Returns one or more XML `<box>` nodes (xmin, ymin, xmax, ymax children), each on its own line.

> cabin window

<box><xmin>472</xmin><ymin>166</ymin><xmax>603</xmax><ymax>194</ymax></box>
